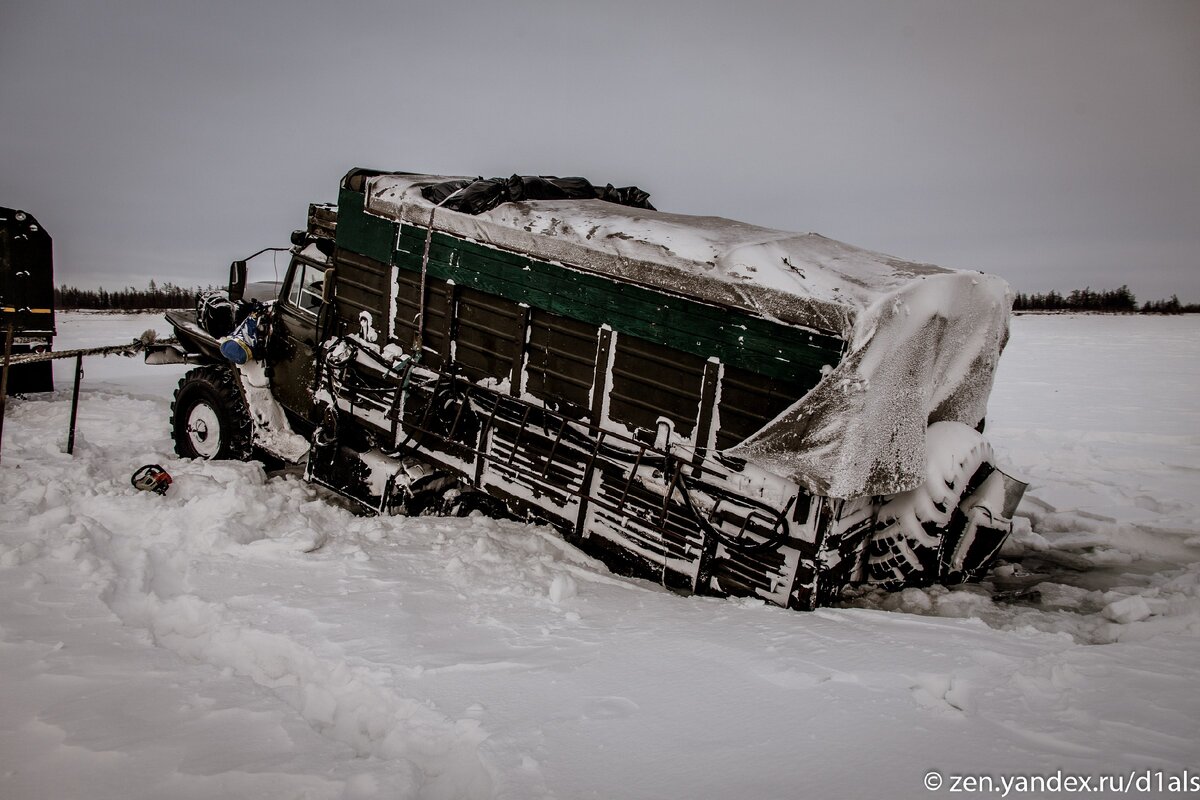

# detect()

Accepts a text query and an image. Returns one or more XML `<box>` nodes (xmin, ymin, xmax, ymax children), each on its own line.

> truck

<box><xmin>148</xmin><ymin>168</ymin><xmax>1026</xmax><ymax>610</ymax></box>
<box><xmin>1</xmin><ymin>207</ymin><xmax>55</xmax><ymax>393</ymax></box>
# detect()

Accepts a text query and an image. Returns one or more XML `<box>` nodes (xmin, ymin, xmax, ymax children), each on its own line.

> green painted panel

<box><xmin>339</xmin><ymin>198</ymin><xmax>844</xmax><ymax>385</ymax></box>
<box><xmin>336</xmin><ymin>188</ymin><xmax>397</xmax><ymax>266</ymax></box>
<box><xmin>399</xmin><ymin>228</ymin><xmax>836</xmax><ymax>348</ymax></box>
<box><xmin>396</xmin><ymin>230</ymin><xmax>842</xmax><ymax>383</ymax></box>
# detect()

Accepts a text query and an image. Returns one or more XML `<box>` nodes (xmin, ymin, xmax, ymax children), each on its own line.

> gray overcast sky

<box><xmin>2</xmin><ymin>0</ymin><xmax>1198</xmax><ymax>300</ymax></box>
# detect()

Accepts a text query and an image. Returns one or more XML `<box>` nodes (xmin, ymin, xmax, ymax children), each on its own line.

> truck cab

<box><xmin>270</xmin><ymin>234</ymin><xmax>334</xmax><ymax>422</ymax></box>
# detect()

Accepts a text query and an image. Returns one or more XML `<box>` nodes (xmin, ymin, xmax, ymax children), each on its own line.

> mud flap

<box><xmin>305</xmin><ymin>429</ymin><xmax>373</xmax><ymax>509</ymax></box>
<box><xmin>940</xmin><ymin>468</ymin><xmax>1028</xmax><ymax>584</ymax></box>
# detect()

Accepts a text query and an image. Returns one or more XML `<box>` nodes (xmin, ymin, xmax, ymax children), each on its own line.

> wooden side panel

<box><xmin>454</xmin><ymin>286</ymin><xmax>523</xmax><ymax>383</ymax></box>
<box><xmin>387</xmin><ymin>224</ymin><xmax>843</xmax><ymax>387</ymax></box>
<box><xmin>525</xmin><ymin>310</ymin><xmax>598</xmax><ymax>420</ymax></box>
<box><xmin>608</xmin><ymin>334</ymin><xmax>705</xmax><ymax>440</ymax></box>
<box><xmin>391</xmin><ymin>268</ymin><xmax>451</xmax><ymax>370</ymax></box>
<box><xmin>715</xmin><ymin>364</ymin><xmax>814</xmax><ymax>450</ymax></box>
<box><xmin>333</xmin><ymin>249</ymin><xmax>389</xmax><ymax>338</ymax></box>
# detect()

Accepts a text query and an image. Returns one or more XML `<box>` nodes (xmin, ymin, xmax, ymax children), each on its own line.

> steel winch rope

<box><xmin>413</xmin><ymin>189</ymin><xmax>462</xmax><ymax>356</ymax></box>
<box><xmin>414</xmin><ymin>205</ymin><xmax>436</xmax><ymax>354</ymax></box>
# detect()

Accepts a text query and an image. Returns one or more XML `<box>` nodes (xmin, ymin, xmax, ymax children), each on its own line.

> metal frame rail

<box><xmin>327</xmin><ymin>354</ymin><xmax>805</xmax><ymax>598</ymax></box>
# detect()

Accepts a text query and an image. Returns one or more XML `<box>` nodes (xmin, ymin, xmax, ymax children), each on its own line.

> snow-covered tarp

<box><xmin>364</xmin><ymin>174</ymin><xmax>1013</xmax><ymax>498</ymax></box>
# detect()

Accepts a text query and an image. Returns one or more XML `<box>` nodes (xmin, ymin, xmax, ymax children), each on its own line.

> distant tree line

<box><xmin>55</xmin><ymin>280</ymin><xmax>207</xmax><ymax>310</ymax></box>
<box><xmin>49</xmin><ymin>280</ymin><xmax>1200</xmax><ymax>314</ymax></box>
<box><xmin>1013</xmin><ymin>285</ymin><xmax>1199</xmax><ymax>314</ymax></box>
<box><xmin>1140</xmin><ymin>295</ymin><xmax>1200</xmax><ymax>314</ymax></box>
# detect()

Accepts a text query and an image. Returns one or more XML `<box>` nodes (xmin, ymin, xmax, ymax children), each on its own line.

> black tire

<box><xmin>170</xmin><ymin>365</ymin><xmax>254</xmax><ymax>461</ymax></box>
<box><xmin>865</xmin><ymin>422</ymin><xmax>995</xmax><ymax>588</ymax></box>
<box><xmin>395</xmin><ymin>478</ymin><xmax>510</xmax><ymax>520</ymax></box>
<box><xmin>442</xmin><ymin>488</ymin><xmax>510</xmax><ymax>519</ymax></box>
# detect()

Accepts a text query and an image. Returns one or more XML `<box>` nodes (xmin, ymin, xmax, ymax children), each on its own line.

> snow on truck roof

<box><xmin>358</xmin><ymin>171</ymin><xmax>1015</xmax><ymax>498</ymax></box>
<box><xmin>362</xmin><ymin>173</ymin><xmax>964</xmax><ymax>338</ymax></box>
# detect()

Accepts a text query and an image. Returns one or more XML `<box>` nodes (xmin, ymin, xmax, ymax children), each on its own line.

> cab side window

<box><xmin>285</xmin><ymin>260</ymin><xmax>324</xmax><ymax>316</ymax></box>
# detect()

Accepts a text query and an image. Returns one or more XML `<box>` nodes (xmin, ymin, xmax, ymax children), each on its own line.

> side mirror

<box><xmin>321</xmin><ymin>268</ymin><xmax>336</xmax><ymax>303</ymax></box>
<box><xmin>228</xmin><ymin>260</ymin><xmax>247</xmax><ymax>302</ymax></box>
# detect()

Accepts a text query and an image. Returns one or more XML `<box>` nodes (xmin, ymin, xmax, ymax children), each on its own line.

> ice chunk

<box><xmin>1101</xmin><ymin>596</ymin><xmax>1152</xmax><ymax>624</ymax></box>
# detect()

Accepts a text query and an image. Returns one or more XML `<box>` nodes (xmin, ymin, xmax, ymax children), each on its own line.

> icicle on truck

<box><xmin>148</xmin><ymin>168</ymin><xmax>1026</xmax><ymax>610</ymax></box>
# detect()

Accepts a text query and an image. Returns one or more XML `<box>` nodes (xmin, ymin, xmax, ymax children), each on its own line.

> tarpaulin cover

<box><xmin>363</xmin><ymin>172</ymin><xmax>1013</xmax><ymax>500</ymax></box>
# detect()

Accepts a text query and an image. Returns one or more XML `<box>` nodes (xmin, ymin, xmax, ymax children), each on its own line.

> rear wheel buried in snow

<box><xmin>171</xmin><ymin>365</ymin><xmax>254</xmax><ymax>461</ymax></box>
<box><xmin>441</xmin><ymin>487</ymin><xmax>511</xmax><ymax>519</ymax></box>
<box><xmin>386</xmin><ymin>472</ymin><xmax>513</xmax><ymax>520</ymax></box>
<box><xmin>865</xmin><ymin>422</ymin><xmax>1011</xmax><ymax>588</ymax></box>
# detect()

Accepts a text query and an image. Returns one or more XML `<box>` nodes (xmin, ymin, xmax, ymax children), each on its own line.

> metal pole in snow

<box><xmin>0</xmin><ymin>320</ymin><xmax>13</xmax><ymax>463</ymax></box>
<box><xmin>66</xmin><ymin>353</ymin><xmax>83</xmax><ymax>455</ymax></box>
<box><xmin>0</xmin><ymin>336</ymin><xmax>155</xmax><ymax>460</ymax></box>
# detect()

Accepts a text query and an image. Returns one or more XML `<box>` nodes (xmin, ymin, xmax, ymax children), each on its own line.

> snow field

<box><xmin>1</xmin><ymin>311</ymin><xmax>1198</xmax><ymax>799</ymax></box>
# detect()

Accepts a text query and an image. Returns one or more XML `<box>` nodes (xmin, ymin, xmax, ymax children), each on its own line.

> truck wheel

<box><xmin>170</xmin><ymin>365</ymin><xmax>254</xmax><ymax>461</ymax></box>
<box><xmin>865</xmin><ymin>422</ymin><xmax>995</xmax><ymax>588</ymax></box>
<box><xmin>442</xmin><ymin>488</ymin><xmax>510</xmax><ymax>519</ymax></box>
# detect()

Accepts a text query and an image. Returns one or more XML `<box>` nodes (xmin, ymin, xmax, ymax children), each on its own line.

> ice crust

<box><xmin>364</xmin><ymin>175</ymin><xmax>1012</xmax><ymax>498</ymax></box>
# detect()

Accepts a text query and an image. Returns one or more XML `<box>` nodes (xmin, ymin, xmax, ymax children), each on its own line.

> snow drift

<box><xmin>2</xmin><ymin>313</ymin><xmax>1197</xmax><ymax>800</ymax></box>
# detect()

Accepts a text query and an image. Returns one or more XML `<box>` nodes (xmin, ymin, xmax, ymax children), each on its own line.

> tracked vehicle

<box><xmin>1</xmin><ymin>207</ymin><xmax>55</xmax><ymax>393</ymax></box>
<box><xmin>150</xmin><ymin>168</ymin><xmax>1025</xmax><ymax>609</ymax></box>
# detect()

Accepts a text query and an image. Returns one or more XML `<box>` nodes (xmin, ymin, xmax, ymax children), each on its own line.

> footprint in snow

<box><xmin>582</xmin><ymin>696</ymin><xmax>640</xmax><ymax>720</ymax></box>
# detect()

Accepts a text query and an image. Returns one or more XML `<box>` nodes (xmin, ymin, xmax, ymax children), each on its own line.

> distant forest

<box><xmin>51</xmin><ymin>281</ymin><xmax>1200</xmax><ymax>314</ymax></box>
<box><xmin>1012</xmin><ymin>286</ymin><xmax>1199</xmax><ymax>314</ymax></box>
<box><xmin>55</xmin><ymin>281</ymin><xmax>206</xmax><ymax>310</ymax></box>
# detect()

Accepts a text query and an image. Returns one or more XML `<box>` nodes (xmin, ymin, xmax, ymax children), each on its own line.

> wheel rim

<box><xmin>186</xmin><ymin>402</ymin><xmax>222</xmax><ymax>458</ymax></box>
